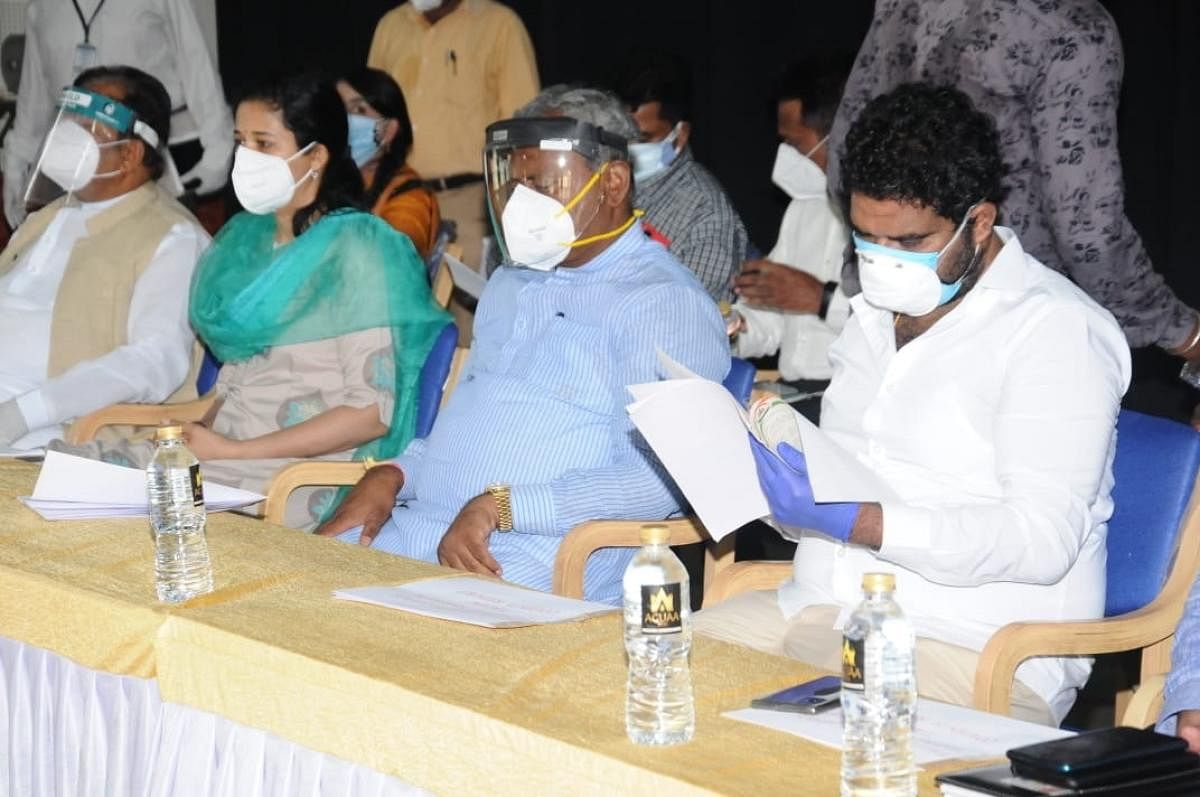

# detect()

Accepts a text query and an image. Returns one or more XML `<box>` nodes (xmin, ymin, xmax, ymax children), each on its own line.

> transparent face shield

<box><xmin>483</xmin><ymin>117</ymin><xmax>631</xmax><ymax>269</ymax></box>
<box><xmin>23</xmin><ymin>87</ymin><xmax>160</xmax><ymax>211</ymax></box>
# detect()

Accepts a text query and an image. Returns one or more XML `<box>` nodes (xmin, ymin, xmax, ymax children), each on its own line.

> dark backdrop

<box><xmin>217</xmin><ymin>0</ymin><xmax>1200</xmax><ymax>419</ymax></box>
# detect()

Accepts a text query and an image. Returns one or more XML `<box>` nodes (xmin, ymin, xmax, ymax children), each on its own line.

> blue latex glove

<box><xmin>749</xmin><ymin>435</ymin><xmax>860</xmax><ymax>542</ymax></box>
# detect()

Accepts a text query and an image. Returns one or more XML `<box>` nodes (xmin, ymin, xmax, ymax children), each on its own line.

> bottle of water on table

<box><xmin>841</xmin><ymin>572</ymin><xmax>916</xmax><ymax>797</ymax></box>
<box><xmin>623</xmin><ymin>523</ymin><xmax>694</xmax><ymax>745</ymax></box>
<box><xmin>147</xmin><ymin>425</ymin><xmax>213</xmax><ymax>603</ymax></box>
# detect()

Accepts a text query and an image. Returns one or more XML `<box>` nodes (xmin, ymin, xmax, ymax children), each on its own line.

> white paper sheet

<box><xmin>724</xmin><ymin>699</ymin><xmax>1073</xmax><ymax>764</ymax></box>
<box><xmin>626</xmin><ymin>353</ymin><xmax>900</xmax><ymax>538</ymax></box>
<box><xmin>19</xmin><ymin>451</ymin><xmax>263</xmax><ymax>520</ymax></box>
<box><xmin>333</xmin><ymin>577</ymin><xmax>618</xmax><ymax>628</ymax></box>
<box><xmin>444</xmin><ymin>252</ymin><xmax>488</xmax><ymax>300</ymax></box>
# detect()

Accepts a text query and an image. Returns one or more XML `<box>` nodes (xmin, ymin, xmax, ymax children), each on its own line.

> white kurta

<box><xmin>780</xmin><ymin>227</ymin><xmax>1131</xmax><ymax>722</ymax></box>
<box><xmin>0</xmin><ymin>190</ymin><xmax>207</xmax><ymax>448</ymax></box>
<box><xmin>733</xmin><ymin>193</ymin><xmax>850</xmax><ymax>380</ymax></box>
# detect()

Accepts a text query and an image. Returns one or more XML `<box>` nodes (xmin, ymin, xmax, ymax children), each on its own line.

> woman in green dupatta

<box><xmin>183</xmin><ymin>73</ymin><xmax>450</xmax><ymax>528</ymax></box>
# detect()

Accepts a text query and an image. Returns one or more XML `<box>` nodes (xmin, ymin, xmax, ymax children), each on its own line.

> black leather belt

<box><xmin>425</xmin><ymin>173</ymin><xmax>484</xmax><ymax>192</ymax></box>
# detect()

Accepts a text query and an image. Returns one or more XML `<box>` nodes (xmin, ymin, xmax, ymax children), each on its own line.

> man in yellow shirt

<box><xmin>368</xmin><ymin>0</ymin><xmax>539</xmax><ymax>269</ymax></box>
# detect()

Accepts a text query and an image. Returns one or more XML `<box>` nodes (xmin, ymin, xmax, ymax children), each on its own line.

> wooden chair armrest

<box><xmin>432</xmin><ymin>258</ymin><xmax>453</xmax><ymax>309</ymax></box>
<box><xmin>552</xmin><ymin>517</ymin><xmax>709</xmax><ymax>599</ymax></box>
<box><xmin>263</xmin><ymin>461</ymin><xmax>365</xmax><ymax>526</ymax></box>
<box><xmin>702</xmin><ymin>560</ymin><xmax>792</xmax><ymax>608</ymax></box>
<box><xmin>973</xmin><ymin>605</ymin><xmax>1179</xmax><ymax>715</ymax></box>
<box><xmin>67</xmin><ymin>394</ymin><xmax>217</xmax><ymax>443</ymax></box>
<box><xmin>755</xmin><ymin>369</ymin><xmax>782</xmax><ymax>383</ymax></box>
<box><xmin>1120</xmin><ymin>674</ymin><xmax>1166</xmax><ymax>729</ymax></box>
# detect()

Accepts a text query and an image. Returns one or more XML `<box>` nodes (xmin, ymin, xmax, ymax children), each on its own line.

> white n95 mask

<box><xmin>500</xmin><ymin>183</ymin><xmax>581</xmax><ymax>271</ymax></box>
<box><xmin>231</xmin><ymin>142</ymin><xmax>316</xmax><ymax>215</ymax></box>
<box><xmin>771</xmin><ymin>136</ymin><xmax>828</xmax><ymax>200</ymax></box>
<box><xmin>854</xmin><ymin>206</ymin><xmax>979</xmax><ymax>316</ymax></box>
<box><xmin>40</xmin><ymin>120</ymin><xmax>123</xmax><ymax>191</ymax></box>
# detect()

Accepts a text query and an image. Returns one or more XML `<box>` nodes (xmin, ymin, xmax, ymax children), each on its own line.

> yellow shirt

<box><xmin>368</xmin><ymin>0</ymin><xmax>540</xmax><ymax>178</ymax></box>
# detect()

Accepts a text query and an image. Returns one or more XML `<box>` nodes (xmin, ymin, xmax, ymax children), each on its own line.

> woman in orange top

<box><xmin>337</xmin><ymin>68</ymin><xmax>440</xmax><ymax>260</ymax></box>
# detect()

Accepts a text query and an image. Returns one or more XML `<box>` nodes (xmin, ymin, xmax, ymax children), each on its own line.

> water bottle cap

<box><xmin>640</xmin><ymin>524</ymin><xmax>670</xmax><ymax>545</ymax></box>
<box><xmin>155</xmin><ymin>425</ymin><xmax>184</xmax><ymax>441</ymax></box>
<box><xmin>862</xmin><ymin>572</ymin><xmax>895</xmax><ymax>592</ymax></box>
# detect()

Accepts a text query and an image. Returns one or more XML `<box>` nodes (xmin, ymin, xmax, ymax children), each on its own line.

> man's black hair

<box><xmin>616</xmin><ymin>52</ymin><xmax>692</xmax><ymax>125</ymax></box>
<box><xmin>74</xmin><ymin>65</ymin><xmax>171</xmax><ymax>180</ymax></box>
<box><xmin>773</xmin><ymin>53</ymin><xmax>855</xmax><ymax>136</ymax></box>
<box><xmin>841</xmin><ymin>82</ymin><xmax>1008</xmax><ymax>223</ymax></box>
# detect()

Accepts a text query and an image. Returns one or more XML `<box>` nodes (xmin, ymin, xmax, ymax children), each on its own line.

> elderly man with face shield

<box><xmin>318</xmin><ymin>87</ymin><xmax>729</xmax><ymax>604</ymax></box>
<box><xmin>694</xmin><ymin>84</ymin><xmax>1131</xmax><ymax>727</ymax></box>
<box><xmin>0</xmin><ymin>65</ymin><xmax>208</xmax><ymax>450</ymax></box>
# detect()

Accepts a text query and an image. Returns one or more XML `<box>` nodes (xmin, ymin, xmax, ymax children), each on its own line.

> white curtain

<box><xmin>0</xmin><ymin>637</ymin><xmax>428</xmax><ymax>797</ymax></box>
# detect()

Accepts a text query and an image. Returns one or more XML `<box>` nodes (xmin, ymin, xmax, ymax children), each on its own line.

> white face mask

<box><xmin>628</xmin><ymin>123</ymin><xmax>681</xmax><ymax>184</ymax></box>
<box><xmin>231</xmin><ymin>142</ymin><xmax>316</xmax><ymax>215</ymax></box>
<box><xmin>410</xmin><ymin>0</ymin><xmax>443</xmax><ymax>11</ymax></box>
<box><xmin>854</xmin><ymin>206</ymin><xmax>979</xmax><ymax>316</ymax></box>
<box><xmin>500</xmin><ymin>183</ymin><xmax>581</xmax><ymax>271</ymax></box>
<box><xmin>40</xmin><ymin>120</ymin><xmax>123</xmax><ymax>191</ymax></box>
<box><xmin>771</xmin><ymin>136</ymin><xmax>828</xmax><ymax>200</ymax></box>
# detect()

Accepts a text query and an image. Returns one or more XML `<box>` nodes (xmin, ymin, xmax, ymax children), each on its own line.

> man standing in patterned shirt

<box><xmin>615</xmin><ymin>56</ymin><xmax>750</xmax><ymax>304</ymax></box>
<box><xmin>827</xmin><ymin>0</ymin><xmax>1200</xmax><ymax>369</ymax></box>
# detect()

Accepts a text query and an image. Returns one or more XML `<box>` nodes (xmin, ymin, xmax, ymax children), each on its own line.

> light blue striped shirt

<box><xmin>347</xmin><ymin>224</ymin><xmax>729</xmax><ymax>604</ymax></box>
<box><xmin>1158</xmin><ymin>572</ymin><xmax>1200</xmax><ymax>733</ymax></box>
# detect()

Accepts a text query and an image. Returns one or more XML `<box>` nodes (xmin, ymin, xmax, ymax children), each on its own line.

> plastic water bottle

<box><xmin>623</xmin><ymin>524</ymin><xmax>694</xmax><ymax>745</ymax></box>
<box><xmin>147</xmin><ymin>425</ymin><xmax>213</xmax><ymax>603</ymax></box>
<box><xmin>840</xmin><ymin>572</ymin><xmax>917</xmax><ymax>797</ymax></box>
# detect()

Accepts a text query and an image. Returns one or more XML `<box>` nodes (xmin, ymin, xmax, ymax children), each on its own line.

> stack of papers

<box><xmin>19</xmin><ymin>451</ymin><xmax>264</xmax><ymax>520</ymax></box>
<box><xmin>0</xmin><ymin>446</ymin><xmax>43</xmax><ymax>461</ymax></box>
<box><xmin>725</xmin><ymin>699</ymin><xmax>1073</xmax><ymax>764</ymax></box>
<box><xmin>445</xmin><ymin>251</ymin><xmax>489</xmax><ymax>300</ymax></box>
<box><xmin>625</xmin><ymin>352</ymin><xmax>897</xmax><ymax>539</ymax></box>
<box><xmin>334</xmin><ymin>576</ymin><xmax>618</xmax><ymax>628</ymax></box>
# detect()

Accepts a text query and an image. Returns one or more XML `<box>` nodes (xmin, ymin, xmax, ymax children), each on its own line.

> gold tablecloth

<box><xmin>0</xmin><ymin>460</ymin><xmax>968</xmax><ymax>795</ymax></box>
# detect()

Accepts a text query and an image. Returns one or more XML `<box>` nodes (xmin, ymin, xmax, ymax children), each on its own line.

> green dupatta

<box><xmin>189</xmin><ymin>209</ymin><xmax>451</xmax><ymax>468</ymax></box>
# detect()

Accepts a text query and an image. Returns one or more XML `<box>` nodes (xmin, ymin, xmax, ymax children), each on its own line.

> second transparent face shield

<box><xmin>23</xmin><ymin>87</ymin><xmax>161</xmax><ymax>211</ymax></box>
<box><xmin>483</xmin><ymin>117</ymin><xmax>630</xmax><ymax>270</ymax></box>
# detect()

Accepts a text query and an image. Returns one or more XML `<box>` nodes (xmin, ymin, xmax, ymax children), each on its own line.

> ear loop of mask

<box><xmin>553</xmin><ymin>161</ymin><xmax>646</xmax><ymax>249</ymax></box>
<box><xmin>940</xmin><ymin>202</ymin><xmax>984</xmax><ymax>288</ymax></box>
<box><xmin>90</xmin><ymin>138</ymin><xmax>134</xmax><ymax>181</ymax></box>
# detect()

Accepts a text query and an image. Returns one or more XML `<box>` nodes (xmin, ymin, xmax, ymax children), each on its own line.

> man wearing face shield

<box><xmin>318</xmin><ymin>90</ymin><xmax>729</xmax><ymax>605</ymax></box>
<box><xmin>694</xmin><ymin>84</ymin><xmax>1131</xmax><ymax>726</ymax></box>
<box><xmin>0</xmin><ymin>66</ymin><xmax>208</xmax><ymax>450</ymax></box>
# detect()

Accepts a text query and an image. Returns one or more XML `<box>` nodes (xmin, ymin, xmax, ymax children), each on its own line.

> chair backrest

<box><xmin>1105</xmin><ymin>409</ymin><xmax>1200</xmax><ymax>616</ymax></box>
<box><xmin>722</xmin><ymin>357</ymin><xmax>756</xmax><ymax>407</ymax></box>
<box><xmin>196</xmin><ymin>347</ymin><xmax>221</xmax><ymax>395</ymax></box>
<box><xmin>414</xmin><ymin>322</ymin><xmax>460</xmax><ymax>438</ymax></box>
<box><xmin>425</xmin><ymin>220</ymin><xmax>454</xmax><ymax>281</ymax></box>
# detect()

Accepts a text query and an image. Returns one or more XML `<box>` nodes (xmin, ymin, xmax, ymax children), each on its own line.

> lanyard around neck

<box><xmin>71</xmin><ymin>0</ymin><xmax>109</xmax><ymax>44</ymax></box>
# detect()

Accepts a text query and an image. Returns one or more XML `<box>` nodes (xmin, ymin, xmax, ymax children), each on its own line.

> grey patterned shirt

<box><xmin>827</xmin><ymin>0</ymin><xmax>1194</xmax><ymax>350</ymax></box>
<box><xmin>635</xmin><ymin>147</ymin><xmax>748</xmax><ymax>303</ymax></box>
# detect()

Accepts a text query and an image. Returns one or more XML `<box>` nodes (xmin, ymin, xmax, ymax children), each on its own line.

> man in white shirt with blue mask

<box><xmin>729</xmin><ymin>56</ymin><xmax>854</xmax><ymax>425</ymax></box>
<box><xmin>695</xmin><ymin>83</ymin><xmax>1131</xmax><ymax>726</ymax></box>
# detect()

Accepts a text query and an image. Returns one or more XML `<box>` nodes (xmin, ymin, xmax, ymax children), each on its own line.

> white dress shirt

<box><xmin>733</xmin><ymin>194</ymin><xmax>850</xmax><ymax>380</ymax></box>
<box><xmin>778</xmin><ymin>227</ymin><xmax>1131</xmax><ymax>722</ymax></box>
<box><xmin>0</xmin><ymin>192</ymin><xmax>208</xmax><ymax>448</ymax></box>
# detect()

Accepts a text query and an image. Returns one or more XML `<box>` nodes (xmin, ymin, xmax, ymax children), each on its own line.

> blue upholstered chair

<box><xmin>413</xmin><ymin>323</ymin><xmax>460</xmax><ymax>438</ymax></box>
<box><xmin>702</xmin><ymin>409</ymin><xmax>1200</xmax><ymax>720</ymax></box>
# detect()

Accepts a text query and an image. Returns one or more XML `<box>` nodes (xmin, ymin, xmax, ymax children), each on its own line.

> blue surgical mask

<box><xmin>853</xmin><ymin>205</ymin><xmax>980</xmax><ymax>316</ymax></box>
<box><xmin>629</xmin><ymin>122</ymin><xmax>682</xmax><ymax>183</ymax></box>
<box><xmin>347</xmin><ymin>113</ymin><xmax>382</xmax><ymax>167</ymax></box>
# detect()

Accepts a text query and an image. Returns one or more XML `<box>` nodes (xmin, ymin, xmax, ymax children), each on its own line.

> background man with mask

<box><xmin>694</xmin><ymin>84</ymin><xmax>1131</xmax><ymax>726</ymax></box>
<box><xmin>317</xmin><ymin>87</ymin><xmax>728</xmax><ymax>605</ymax></box>
<box><xmin>617</xmin><ymin>54</ymin><xmax>748</xmax><ymax>304</ymax></box>
<box><xmin>729</xmin><ymin>56</ymin><xmax>853</xmax><ymax>424</ymax></box>
<box><xmin>0</xmin><ymin>65</ymin><xmax>208</xmax><ymax>450</ymax></box>
<box><xmin>367</xmin><ymin>0</ymin><xmax>539</xmax><ymax>270</ymax></box>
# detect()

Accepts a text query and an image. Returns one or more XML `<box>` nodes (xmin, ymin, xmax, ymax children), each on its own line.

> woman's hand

<box><xmin>180</xmin><ymin>422</ymin><xmax>241</xmax><ymax>460</ymax></box>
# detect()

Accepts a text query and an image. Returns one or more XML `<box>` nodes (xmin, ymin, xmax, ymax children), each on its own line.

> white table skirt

<box><xmin>0</xmin><ymin>637</ymin><xmax>430</xmax><ymax>796</ymax></box>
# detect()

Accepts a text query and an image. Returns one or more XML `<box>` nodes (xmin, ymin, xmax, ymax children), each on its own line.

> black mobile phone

<box><xmin>750</xmin><ymin>675</ymin><xmax>842</xmax><ymax>714</ymax></box>
<box><xmin>1007</xmin><ymin>727</ymin><xmax>1189</xmax><ymax>777</ymax></box>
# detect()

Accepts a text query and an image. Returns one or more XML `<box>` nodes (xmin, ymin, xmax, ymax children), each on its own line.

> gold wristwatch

<box><xmin>485</xmin><ymin>483</ymin><xmax>513</xmax><ymax>532</ymax></box>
